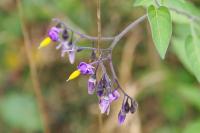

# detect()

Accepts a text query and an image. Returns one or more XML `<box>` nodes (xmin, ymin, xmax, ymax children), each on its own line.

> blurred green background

<box><xmin>0</xmin><ymin>0</ymin><xmax>200</xmax><ymax>133</ymax></box>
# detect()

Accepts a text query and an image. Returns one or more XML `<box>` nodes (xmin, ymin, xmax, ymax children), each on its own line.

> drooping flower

<box><xmin>88</xmin><ymin>74</ymin><xmax>97</xmax><ymax>95</ymax></box>
<box><xmin>109</xmin><ymin>89</ymin><xmax>120</xmax><ymax>102</ymax></box>
<box><xmin>77</xmin><ymin>62</ymin><xmax>94</xmax><ymax>75</ymax></box>
<box><xmin>118</xmin><ymin>110</ymin><xmax>126</xmax><ymax>125</ymax></box>
<box><xmin>99</xmin><ymin>96</ymin><xmax>110</xmax><ymax>114</ymax></box>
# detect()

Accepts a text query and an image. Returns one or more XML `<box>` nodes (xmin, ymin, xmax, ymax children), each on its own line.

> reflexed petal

<box><xmin>130</xmin><ymin>100</ymin><xmax>138</xmax><ymax>114</ymax></box>
<box><xmin>67</xmin><ymin>70</ymin><xmax>81</xmax><ymax>81</ymax></box>
<box><xmin>38</xmin><ymin>37</ymin><xmax>52</xmax><ymax>49</ymax></box>
<box><xmin>68</xmin><ymin>51</ymin><xmax>75</xmax><ymax>64</ymax></box>
<box><xmin>56</xmin><ymin>43</ymin><xmax>62</xmax><ymax>50</ymax></box>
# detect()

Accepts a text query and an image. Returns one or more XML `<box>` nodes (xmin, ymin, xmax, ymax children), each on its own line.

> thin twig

<box><xmin>53</xmin><ymin>18</ymin><xmax>114</xmax><ymax>41</ymax></box>
<box><xmin>16</xmin><ymin>0</ymin><xmax>50</xmax><ymax>133</ymax></box>
<box><xmin>110</xmin><ymin>15</ymin><xmax>147</xmax><ymax>49</ymax></box>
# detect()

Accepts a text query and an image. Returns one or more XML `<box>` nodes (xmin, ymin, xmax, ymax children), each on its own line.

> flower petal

<box><xmin>99</xmin><ymin>96</ymin><xmax>110</xmax><ymax>114</ymax></box>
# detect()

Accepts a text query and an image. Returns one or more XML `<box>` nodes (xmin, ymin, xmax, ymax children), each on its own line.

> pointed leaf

<box><xmin>147</xmin><ymin>5</ymin><xmax>172</xmax><ymax>59</ymax></box>
<box><xmin>185</xmin><ymin>36</ymin><xmax>200</xmax><ymax>81</ymax></box>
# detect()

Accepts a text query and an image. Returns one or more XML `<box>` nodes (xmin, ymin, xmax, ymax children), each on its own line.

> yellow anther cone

<box><xmin>67</xmin><ymin>70</ymin><xmax>81</xmax><ymax>82</ymax></box>
<box><xmin>38</xmin><ymin>37</ymin><xmax>52</xmax><ymax>49</ymax></box>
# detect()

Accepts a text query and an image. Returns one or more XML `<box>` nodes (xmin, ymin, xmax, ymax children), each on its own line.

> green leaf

<box><xmin>147</xmin><ymin>5</ymin><xmax>172</xmax><ymax>59</ymax></box>
<box><xmin>185</xmin><ymin>36</ymin><xmax>200</xmax><ymax>81</ymax></box>
<box><xmin>133</xmin><ymin>0</ymin><xmax>154</xmax><ymax>7</ymax></box>
<box><xmin>172</xmin><ymin>37</ymin><xmax>193</xmax><ymax>74</ymax></box>
<box><xmin>163</xmin><ymin>0</ymin><xmax>200</xmax><ymax>24</ymax></box>
<box><xmin>162</xmin><ymin>0</ymin><xmax>200</xmax><ymax>18</ymax></box>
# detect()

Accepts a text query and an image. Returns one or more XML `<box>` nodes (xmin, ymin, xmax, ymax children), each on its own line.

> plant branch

<box><xmin>53</xmin><ymin>18</ymin><xmax>114</xmax><ymax>41</ymax></box>
<box><xmin>110</xmin><ymin>15</ymin><xmax>147</xmax><ymax>49</ymax></box>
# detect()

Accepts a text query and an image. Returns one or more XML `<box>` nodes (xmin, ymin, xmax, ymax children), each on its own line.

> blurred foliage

<box><xmin>0</xmin><ymin>0</ymin><xmax>200</xmax><ymax>133</ymax></box>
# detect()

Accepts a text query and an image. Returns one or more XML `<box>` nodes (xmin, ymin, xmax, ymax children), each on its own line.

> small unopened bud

<box><xmin>130</xmin><ymin>100</ymin><xmax>138</xmax><ymax>114</ymax></box>
<box><xmin>118</xmin><ymin>110</ymin><xmax>126</xmax><ymax>125</ymax></box>
<box><xmin>62</xmin><ymin>29</ymin><xmax>69</xmax><ymax>40</ymax></box>
<box><xmin>124</xmin><ymin>99</ymin><xmax>130</xmax><ymax>113</ymax></box>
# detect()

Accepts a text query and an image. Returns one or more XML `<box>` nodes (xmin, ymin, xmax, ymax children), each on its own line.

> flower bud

<box><xmin>130</xmin><ymin>100</ymin><xmax>138</xmax><ymax>114</ymax></box>
<box><xmin>124</xmin><ymin>99</ymin><xmax>130</xmax><ymax>113</ymax></box>
<box><xmin>62</xmin><ymin>29</ymin><xmax>69</xmax><ymax>40</ymax></box>
<box><xmin>118</xmin><ymin>110</ymin><xmax>126</xmax><ymax>125</ymax></box>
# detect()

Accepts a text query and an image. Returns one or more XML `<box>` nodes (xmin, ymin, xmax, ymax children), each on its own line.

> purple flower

<box><xmin>78</xmin><ymin>62</ymin><xmax>94</xmax><ymax>75</ymax></box>
<box><xmin>99</xmin><ymin>96</ymin><xmax>110</xmax><ymax>114</ymax></box>
<box><xmin>109</xmin><ymin>89</ymin><xmax>120</xmax><ymax>102</ymax></box>
<box><xmin>48</xmin><ymin>27</ymin><xmax>61</xmax><ymax>41</ymax></box>
<box><xmin>118</xmin><ymin>110</ymin><xmax>126</xmax><ymax>125</ymax></box>
<box><xmin>88</xmin><ymin>75</ymin><xmax>96</xmax><ymax>95</ymax></box>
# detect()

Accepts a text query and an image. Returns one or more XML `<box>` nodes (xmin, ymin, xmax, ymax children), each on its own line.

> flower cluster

<box><xmin>39</xmin><ymin>20</ymin><xmax>138</xmax><ymax>124</ymax></box>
